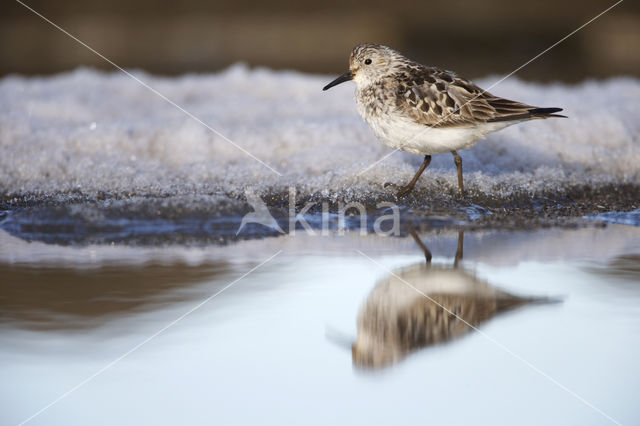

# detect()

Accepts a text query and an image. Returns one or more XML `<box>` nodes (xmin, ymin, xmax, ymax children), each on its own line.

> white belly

<box><xmin>361</xmin><ymin>110</ymin><xmax>516</xmax><ymax>155</ymax></box>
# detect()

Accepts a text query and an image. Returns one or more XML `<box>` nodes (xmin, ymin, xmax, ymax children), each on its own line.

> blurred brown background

<box><xmin>1</xmin><ymin>0</ymin><xmax>639</xmax><ymax>81</ymax></box>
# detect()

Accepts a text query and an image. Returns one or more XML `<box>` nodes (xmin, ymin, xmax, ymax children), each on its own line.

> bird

<box><xmin>351</xmin><ymin>231</ymin><xmax>557</xmax><ymax>369</ymax></box>
<box><xmin>323</xmin><ymin>43</ymin><xmax>566</xmax><ymax>197</ymax></box>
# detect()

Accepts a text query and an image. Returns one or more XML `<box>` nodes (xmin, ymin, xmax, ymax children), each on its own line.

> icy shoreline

<box><xmin>1</xmin><ymin>186</ymin><xmax>638</xmax><ymax>247</ymax></box>
<box><xmin>1</xmin><ymin>66</ymin><xmax>639</xmax><ymax>240</ymax></box>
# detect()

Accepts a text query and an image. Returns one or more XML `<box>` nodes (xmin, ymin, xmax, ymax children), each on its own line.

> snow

<box><xmin>1</xmin><ymin>65</ymin><xmax>638</xmax><ymax>203</ymax></box>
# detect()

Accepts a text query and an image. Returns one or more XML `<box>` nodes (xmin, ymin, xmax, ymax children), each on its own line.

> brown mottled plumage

<box><xmin>392</xmin><ymin>65</ymin><xmax>565</xmax><ymax>126</ymax></box>
<box><xmin>348</xmin><ymin>44</ymin><xmax>565</xmax><ymax>128</ymax></box>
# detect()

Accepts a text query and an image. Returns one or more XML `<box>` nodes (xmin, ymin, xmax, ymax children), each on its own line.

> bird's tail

<box><xmin>495</xmin><ymin>293</ymin><xmax>563</xmax><ymax>313</ymax></box>
<box><xmin>528</xmin><ymin>107</ymin><xmax>567</xmax><ymax>119</ymax></box>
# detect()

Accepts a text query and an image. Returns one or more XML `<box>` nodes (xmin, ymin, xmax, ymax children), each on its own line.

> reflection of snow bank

<box><xmin>588</xmin><ymin>209</ymin><xmax>640</xmax><ymax>227</ymax></box>
<box><xmin>1</xmin><ymin>66</ymin><xmax>638</xmax><ymax>200</ymax></box>
<box><xmin>1</xmin><ymin>225</ymin><xmax>638</xmax><ymax>267</ymax></box>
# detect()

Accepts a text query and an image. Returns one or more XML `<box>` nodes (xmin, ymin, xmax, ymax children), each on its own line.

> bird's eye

<box><xmin>364</xmin><ymin>58</ymin><xmax>372</xmax><ymax>65</ymax></box>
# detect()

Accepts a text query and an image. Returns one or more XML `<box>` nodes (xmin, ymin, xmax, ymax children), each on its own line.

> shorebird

<box><xmin>323</xmin><ymin>43</ymin><xmax>565</xmax><ymax>197</ymax></box>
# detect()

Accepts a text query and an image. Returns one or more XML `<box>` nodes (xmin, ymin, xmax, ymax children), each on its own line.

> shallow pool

<box><xmin>1</xmin><ymin>225</ymin><xmax>639</xmax><ymax>425</ymax></box>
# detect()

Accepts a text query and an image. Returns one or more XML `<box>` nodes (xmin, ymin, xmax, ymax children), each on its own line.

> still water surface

<box><xmin>1</xmin><ymin>226</ymin><xmax>639</xmax><ymax>425</ymax></box>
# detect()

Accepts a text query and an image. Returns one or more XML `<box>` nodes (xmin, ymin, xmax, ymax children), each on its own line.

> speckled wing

<box><xmin>394</xmin><ymin>66</ymin><xmax>564</xmax><ymax>128</ymax></box>
<box><xmin>396</xmin><ymin>292</ymin><xmax>533</xmax><ymax>350</ymax></box>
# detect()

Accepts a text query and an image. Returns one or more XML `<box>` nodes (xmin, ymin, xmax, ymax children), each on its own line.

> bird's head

<box><xmin>351</xmin><ymin>333</ymin><xmax>400</xmax><ymax>369</ymax></box>
<box><xmin>323</xmin><ymin>43</ymin><xmax>404</xmax><ymax>91</ymax></box>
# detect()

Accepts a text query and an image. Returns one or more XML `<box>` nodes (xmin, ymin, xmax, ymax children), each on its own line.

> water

<box><xmin>1</xmin><ymin>226</ymin><xmax>639</xmax><ymax>425</ymax></box>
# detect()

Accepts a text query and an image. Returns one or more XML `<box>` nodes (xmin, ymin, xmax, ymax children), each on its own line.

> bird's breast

<box><xmin>355</xmin><ymin>84</ymin><xmax>395</xmax><ymax>119</ymax></box>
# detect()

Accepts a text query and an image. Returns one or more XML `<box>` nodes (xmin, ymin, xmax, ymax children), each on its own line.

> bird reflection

<box><xmin>352</xmin><ymin>231</ymin><xmax>552</xmax><ymax>369</ymax></box>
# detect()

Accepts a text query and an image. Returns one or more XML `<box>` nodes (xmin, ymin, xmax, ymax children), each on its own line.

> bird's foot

<box><xmin>384</xmin><ymin>182</ymin><xmax>414</xmax><ymax>198</ymax></box>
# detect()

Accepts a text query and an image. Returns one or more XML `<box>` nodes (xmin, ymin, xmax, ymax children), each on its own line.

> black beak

<box><xmin>322</xmin><ymin>70</ymin><xmax>353</xmax><ymax>91</ymax></box>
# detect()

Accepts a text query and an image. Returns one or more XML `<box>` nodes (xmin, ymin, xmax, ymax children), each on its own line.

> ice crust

<box><xmin>1</xmin><ymin>65</ymin><xmax>638</xmax><ymax>204</ymax></box>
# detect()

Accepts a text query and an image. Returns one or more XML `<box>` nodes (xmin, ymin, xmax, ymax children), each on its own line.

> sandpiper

<box><xmin>323</xmin><ymin>43</ymin><xmax>565</xmax><ymax>197</ymax></box>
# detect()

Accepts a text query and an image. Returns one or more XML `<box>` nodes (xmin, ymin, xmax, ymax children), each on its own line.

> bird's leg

<box><xmin>451</xmin><ymin>151</ymin><xmax>464</xmax><ymax>195</ymax></box>
<box><xmin>384</xmin><ymin>155</ymin><xmax>431</xmax><ymax>197</ymax></box>
<box><xmin>453</xmin><ymin>230</ymin><xmax>464</xmax><ymax>268</ymax></box>
<box><xmin>410</xmin><ymin>230</ymin><xmax>432</xmax><ymax>266</ymax></box>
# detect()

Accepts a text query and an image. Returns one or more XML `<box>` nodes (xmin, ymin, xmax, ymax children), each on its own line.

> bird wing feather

<box><xmin>393</xmin><ymin>66</ymin><xmax>542</xmax><ymax>128</ymax></box>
